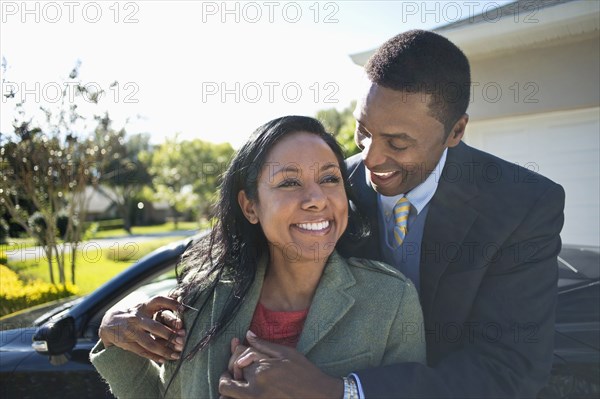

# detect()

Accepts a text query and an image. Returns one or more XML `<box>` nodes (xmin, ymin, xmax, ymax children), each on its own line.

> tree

<box><xmin>1</xmin><ymin>63</ymin><xmax>111</xmax><ymax>285</ymax></box>
<box><xmin>0</xmin><ymin>113</ymin><xmax>95</xmax><ymax>285</ymax></box>
<box><xmin>92</xmin><ymin>113</ymin><xmax>152</xmax><ymax>233</ymax></box>
<box><xmin>316</xmin><ymin>101</ymin><xmax>360</xmax><ymax>157</ymax></box>
<box><xmin>143</xmin><ymin>136</ymin><xmax>234</xmax><ymax>227</ymax></box>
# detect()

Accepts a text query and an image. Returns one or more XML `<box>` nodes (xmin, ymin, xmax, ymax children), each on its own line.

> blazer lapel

<box><xmin>206</xmin><ymin>257</ymin><xmax>267</xmax><ymax>395</ymax></box>
<box><xmin>420</xmin><ymin>142</ymin><xmax>480</xmax><ymax>320</ymax></box>
<box><xmin>296</xmin><ymin>252</ymin><xmax>356</xmax><ymax>355</ymax></box>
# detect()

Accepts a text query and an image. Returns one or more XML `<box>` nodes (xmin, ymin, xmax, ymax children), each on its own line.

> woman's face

<box><xmin>238</xmin><ymin>131</ymin><xmax>349</xmax><ymax>265</ymax></box>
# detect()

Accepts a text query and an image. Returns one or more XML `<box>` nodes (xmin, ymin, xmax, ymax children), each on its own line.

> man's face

<box><xmin>354</xmin><ymin>84</ymin><xmax>463</xmax><ymax>196</ymax></box>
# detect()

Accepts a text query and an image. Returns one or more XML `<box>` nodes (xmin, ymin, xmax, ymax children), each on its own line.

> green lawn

<box><xmin>8</xmin><ymin>236</ymin><xmax>187</xmax><ymax>294</ymax></box>
<box><xmin>92</xmin><ymin>221</ymin><xmax>202</xmax><ymax>239</ymax></box>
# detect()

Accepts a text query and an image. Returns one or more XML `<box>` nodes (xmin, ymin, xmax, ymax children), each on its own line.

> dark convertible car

<box><xmin>1</xmin><ymin>236</ymin><xmax>598</xmax><ymax>398</ymax></box>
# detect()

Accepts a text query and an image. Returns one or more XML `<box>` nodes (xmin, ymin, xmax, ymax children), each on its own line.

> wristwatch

<box><xmin>343</xmin><ymin>376</ymin><xmax>359</xmax><ymax>399</ymax></box>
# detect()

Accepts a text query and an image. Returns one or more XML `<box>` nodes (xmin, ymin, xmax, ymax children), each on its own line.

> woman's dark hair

<box><xmin>165</xmin><ymin>115</ymin><xmax>362</xmax><ymax>392</ymax></box>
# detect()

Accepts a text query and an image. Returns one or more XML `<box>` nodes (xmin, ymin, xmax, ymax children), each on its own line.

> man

<box><xmin>100</xmin><ymin>30</ymin><xmax>565</xmax><ymax>398</ymax></box>
<box><xmin>217</xmin><ymin>29</ymin><xmax>565</xmax><ymax>398</ymax></box>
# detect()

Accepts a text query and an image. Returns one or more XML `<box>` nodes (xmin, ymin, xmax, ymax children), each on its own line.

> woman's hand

<box><xmin>219</xmin><ymin>331</ymin><xmax>343</xmax><ymax>399</ymax></box>
<box><xmin>227</xmin><ymin>335</ymin><xmax>270</xmax><ymax>380</ymax></box>
<box><xmin>98</xmin><ymin>295</ymin><xmax>186</xmax><ymax>363</ymax></box>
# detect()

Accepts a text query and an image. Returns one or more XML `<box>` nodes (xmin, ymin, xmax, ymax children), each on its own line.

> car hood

<box><xmin>0</xmin><ymin>327</ymin><xmax>38</xmax><ymax>350</ymax></box>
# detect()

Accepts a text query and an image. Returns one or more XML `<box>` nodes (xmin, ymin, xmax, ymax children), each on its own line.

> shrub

<box><xmin>28</xmin><ymin>212</ymin><xmax>48</xmax><ymax>245</ymax></box>
<box><xmin>0</xmin><ymin>265</ymin><xmax>78</xmax><ymax>317</ymax></box>
<box><xmin>56</xmin><ymin>211</ymin><xmax>83</xmax><ymax>241</ymax></box>
<box><xmin>56</xmin><ymin>211</ymin><xmax>70</xmax><ymax>239</ymax></box>
<box><xmin>0</xmin><ymin>218</ymin><xmax>8</xmax><ymax>245</ymax></box>
<box><xmin>8</xmin><ymin>220</ymin><xmax>26</xmax><ymax>238</ymax></box>
<box><xmin>96</xmin><ymin>219</ymin><xmax>125</xmax><ymax>231</ymax></box>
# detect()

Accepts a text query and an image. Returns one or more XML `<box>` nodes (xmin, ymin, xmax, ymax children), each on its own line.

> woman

<box><xmin>90</xmin><ymin>116</ymin><xmax>424</xmax><ymax>398</ymax></box>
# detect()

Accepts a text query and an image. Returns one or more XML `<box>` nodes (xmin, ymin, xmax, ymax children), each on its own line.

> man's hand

<box><xmin>98</xmin><ymin>295</ymin><xmax>186</xmax><ymax>363</ymax></box>
<box><xmin>219</xmin><ymin>331</ymin><xmax>344</xmax><ymax>399</ymax></box>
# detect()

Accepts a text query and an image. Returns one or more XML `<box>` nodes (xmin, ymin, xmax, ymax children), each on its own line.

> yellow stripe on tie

<box><xmin>392</xmin><ymin>197</ymin><xmax>411</xmax><ymax>248</ymax></box>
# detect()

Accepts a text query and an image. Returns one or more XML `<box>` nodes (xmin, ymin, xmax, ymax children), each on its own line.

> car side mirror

<box><xmin>32</xmin><ymin>316</ymin><xmax>76</xmax><ymax>356</ymax></box>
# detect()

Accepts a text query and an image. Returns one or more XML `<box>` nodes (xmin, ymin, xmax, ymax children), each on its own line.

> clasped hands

<box><xmin>220</xmin><ymin>331</ymin><xmax>343</xmax><ymax>398</ymax></box>
<box><xmin>97</xmin><ymin>296</ymin><xmax>343</xmax><ymax>398</ymax></box>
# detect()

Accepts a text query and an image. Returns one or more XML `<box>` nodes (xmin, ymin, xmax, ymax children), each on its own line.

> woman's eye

<box><xmin>278</xmin><ymin>179</ymin><xmax>301</xmax><ymax>188</ymax></box>
<box><xmin>320</xmin><ymin>175</ymin><xmax>341</xmax><ymax>184</ymax></box>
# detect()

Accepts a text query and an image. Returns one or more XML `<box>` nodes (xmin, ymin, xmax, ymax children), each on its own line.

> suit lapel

<box><xmin>420</xmin><ymin>142</ymin><xmax>480</xmax><ymax>320</ymax></box>
<box><xmin>348</xmin><ymin>159</ymin><xmax>379</xmax><ymax>225</ymax></box>
<box><xmin>296</xmin><ymin>252</ymin><xmax>356</xmax><ymax>355</ymax></box>
<box><xmin>345</xmin><ymin>157</ymin><xmax>383</xmax><ymax>261</ymax></box>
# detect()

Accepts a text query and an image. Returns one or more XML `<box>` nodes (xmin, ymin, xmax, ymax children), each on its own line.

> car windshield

<box><xmin>106</xmin><ymin>271</ymin><xmax>178</xmax><ymax>313</ymax></box>
<box><xmin>558</xmin><ymin>246</ymin><xmax>600</xmax><ymax>280</ymax></box>
<box><xmin>0</xmin><ymin>297</ymin><xmax>83</xmax><ymax>331</ymax></box>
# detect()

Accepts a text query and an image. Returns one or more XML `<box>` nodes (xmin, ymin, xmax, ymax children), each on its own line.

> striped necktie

<box><xmin>393</xmin><ymin>197</ymin><xmax>411</xmax><ymax>248</ymax></box>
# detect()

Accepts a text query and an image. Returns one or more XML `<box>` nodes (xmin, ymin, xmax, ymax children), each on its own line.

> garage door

<box><xmin>465</xmin><ymin>107</ymin><xmax>599</xmax><ymax>247</ymax></box>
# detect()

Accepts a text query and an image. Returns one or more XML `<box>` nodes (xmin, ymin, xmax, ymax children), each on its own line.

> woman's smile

<box><xmin>292</xmin><ymin>219</ymin><xmax>332</xmax><ymax>235</ymax></box>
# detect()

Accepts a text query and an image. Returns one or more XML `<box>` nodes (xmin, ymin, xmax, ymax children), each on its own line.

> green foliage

<box><xmin>0</xmin><ymin>265</ymin><xmax>78</xmax><ymax>317</ymax></box>
<box><xmin>82</xmin><ymin>222</ymin><xmax>99</xmax><ymax>241</ymax></box>
<box><xmin>56</xmin><ymin>211</ymin><xmax>69</xmax><ymax>239</ymax></box>
<box><xmin>316</xmin><ymin>108</ymin><xmax>345</xmax><ymax>136</ymax></box>
<box><xmin>95</xmin><ymin>219</ymin><xmax>125</xmax><ymax>231</ymax></box>
<box><xmin>91</xmin><ymin>221</ymin><xmax>199</xmax><ymax>239</ymax></box>
<box><xmin>27</xmin><ymin>211</ymin><xmax>85</xmax><ymax>243</ymax></box>
<box><xmin>0</xmin><ymin>218</ymin><xmax>8</xmax><ymax>245</ymax></box>
<box><xmin>315</xmin><ymin>101</ymin><xmax>360</xmax><ymax>157</ymax></box>
<box><xmin>92</xmin><ymin>116</ymin><xmax>153</xmax><ymax>233</ymax></box>
<box><xmin>338</xmin><ymin>118</ymin><xmax>360</xmax><ymax>157</ymax></box>
<box><xmin>28</xmin><ymin>212</ymin><xmax>48</xmax><ymax>245</ymax></box>
<box><xmin>144</xmin><ymin>136</ymin><xmax>234</xmax><ymax>221</ymax></box>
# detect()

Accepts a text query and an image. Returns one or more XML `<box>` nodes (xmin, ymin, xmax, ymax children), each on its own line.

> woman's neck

<box><xmin>259</xmin><ymin>250</ymin><xmax>328</xmax><ymax>312</ymax></box>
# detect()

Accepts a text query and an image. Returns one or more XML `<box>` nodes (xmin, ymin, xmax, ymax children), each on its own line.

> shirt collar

<box><xmin>373</xmin><ymin>148</ymin><xmax>448</xmax><ymax>217</ymax></box>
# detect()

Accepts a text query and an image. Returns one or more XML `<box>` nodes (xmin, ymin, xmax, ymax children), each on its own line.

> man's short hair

<box><xmin>365</xmin><ymin>29</ymin><xmax>471</xmax><ymax>135</ymax></box>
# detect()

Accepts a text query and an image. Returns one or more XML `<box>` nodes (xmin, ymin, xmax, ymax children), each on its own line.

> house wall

<box><xmin>465</xmin><ymin>107</ymin><xmax>600</xmax><ymax>247</ymax></box>
<box><xmin>466</xmin><ymin>35</ymin><xmax>599</xmax><ymax>121</ymax></box>
<box><xmin>461</xmin><ymin>28</ymin><xmax>600</xmax><ymax>247</ymax></box>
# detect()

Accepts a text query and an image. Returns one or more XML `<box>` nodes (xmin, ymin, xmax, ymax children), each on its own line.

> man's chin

<box><xmin>369</xmin><ymin>180</ymin><xmax>406</xmax><ymax>197</ymax></box>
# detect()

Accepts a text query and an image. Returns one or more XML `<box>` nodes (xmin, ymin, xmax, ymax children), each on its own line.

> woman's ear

<box><xmin>238</xmin><ymin>190</ymin><xmax>259</xmax><ymax>224</ymax></box>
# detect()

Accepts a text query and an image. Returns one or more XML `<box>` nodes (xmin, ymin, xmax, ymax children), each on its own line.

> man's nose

<box><xmin>362</xmin><ymin>138</ymin><xmax>386</xmax><ymax>171</ymax></box>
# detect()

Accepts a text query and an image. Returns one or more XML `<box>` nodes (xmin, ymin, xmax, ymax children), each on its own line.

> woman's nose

<box><xmin>302</xmin><ymin>183</ymin><xmax>327</xmax><ymax>210</ymax></box>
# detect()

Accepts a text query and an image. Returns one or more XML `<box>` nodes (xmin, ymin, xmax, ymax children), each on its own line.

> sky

<box><xmin>1</xmin><ymin>0</ymin><xmax>511</xmax><ymax>148</ymax></box>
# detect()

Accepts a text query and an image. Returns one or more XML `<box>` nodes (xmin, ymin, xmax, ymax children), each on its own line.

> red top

<box><xmin>248</xmin><ymin>302</ymin><xmax>309</xmax><ymax>348</ymax></box>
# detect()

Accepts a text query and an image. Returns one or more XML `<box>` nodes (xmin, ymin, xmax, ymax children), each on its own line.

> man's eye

<box><xmin>356</xmin><ymin>129</ymin><xmax>370</xmax><ymax>139</ymax></box>
<box><xmin>355</xmin><ymin>129</ymin><xmax>370</xmax><ymax>149</ymax></box>
<box><xmin>389</xmin><ymin>141</ymin><xmax>408</xmax><ymax>152</ymax></box>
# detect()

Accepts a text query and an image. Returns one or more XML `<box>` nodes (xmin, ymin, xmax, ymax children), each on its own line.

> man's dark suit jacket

<box><xmin>337</xmin><ymin>141</ymin><xmax>565</xmax><ymax>398</ymax></box>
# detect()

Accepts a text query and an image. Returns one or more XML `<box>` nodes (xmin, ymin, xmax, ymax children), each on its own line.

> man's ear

<box><xmin>238</xmin><ymin>190</ymin><xmax>259</xmax><ymax>224</ymax></box>
<box><xmin>446</xmin><ymin>113</ymin><xmax>468</xmax><ymax>147</ymax></box>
